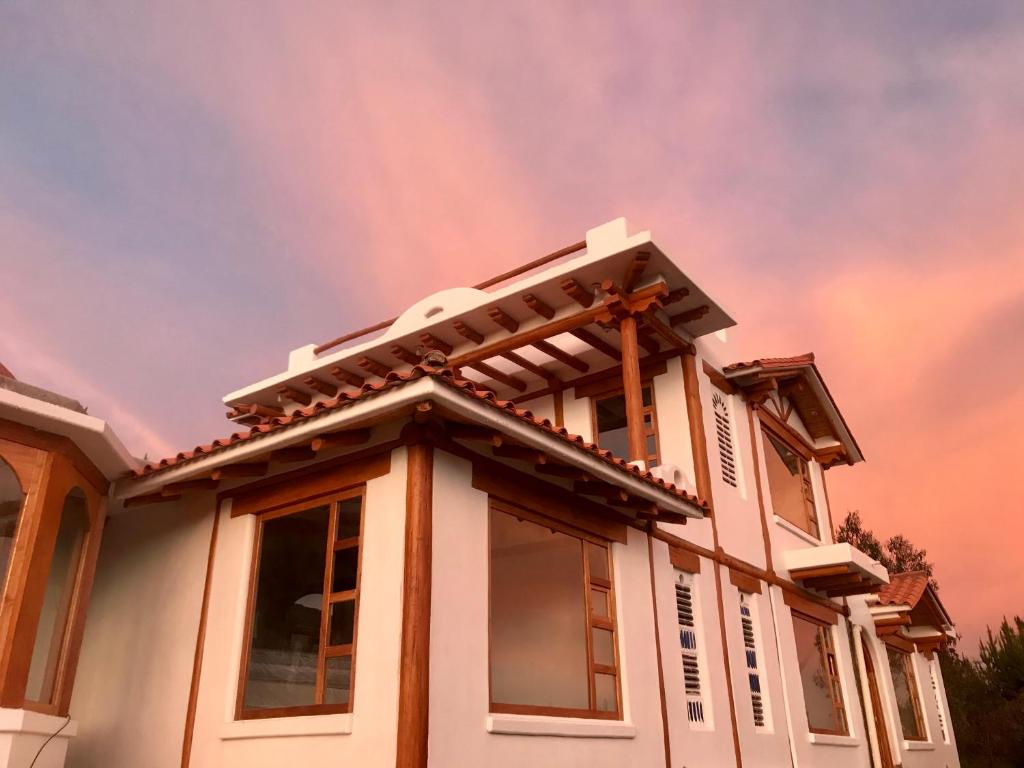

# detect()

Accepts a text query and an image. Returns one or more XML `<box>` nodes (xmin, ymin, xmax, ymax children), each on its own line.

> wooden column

<box><xmin>396</xmin><ymin>441</ymin><xmax>434</xmax><ymax>768</ymax></box>
<box><xmin>618</xmin><ymin>315</ymin><xmax>647</xmax><ymax>463</ymax></box>
<box><xmin>681</xmin><ymin>351</ymin><xmax>713</xmax><ymax>509</ymax></box>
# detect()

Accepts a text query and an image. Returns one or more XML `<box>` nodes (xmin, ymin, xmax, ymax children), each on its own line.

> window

<box><xmin>676</xmin><ymin>571</ymin><xmax>708</xmax><ymax>726</ymax></box>
<box><xmin>712</xmin><ymin>392</ymin><xmax>737</xmax><ymax>487</ymax></box>
<box><xmin>239</xmin><ymin>490</ymin><xmax>364</xmax><ymax>718</ymax></box>
<box><xmin>740</xmin><ymin>593</ymin><xmax>768</xmax><ymax>728</ymax></box>
<box><xmin>792</xmin><ymin>614</ymin><xmax>847</xmax><ymax>735</ymax></box>
<box><xmin>593</xmin><ymin>384</ymin><xmax>659</xmax><ymax>466</ymax></box>
<box><xmin>762</xmin><ymin>428</ymin><xmax>819</xmax><ymax>538</ymax></box>
<box><xmin>929</xmin><ymin>658</ymin><xmax>949</xmax><ymax>744</ymax></box>
<box><xmin>0</xmin><ymin>458</ymin><xmax>24</xmax><ymax>593</ymax></box>
<box><xmin>489</xmin><ymin>501</ymin><xmax>620</xmax><ymax>718</ymax></box>
<box><xmin>887</xmin><ymin>647</ymin><xmax>927</xmax><ymax>741</ymax></box>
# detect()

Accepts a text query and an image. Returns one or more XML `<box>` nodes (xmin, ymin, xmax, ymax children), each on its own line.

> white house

<box><xmin>0</xmin><ymin>218</ymin><xmax>959</xmax><ymax>767</ymax></box>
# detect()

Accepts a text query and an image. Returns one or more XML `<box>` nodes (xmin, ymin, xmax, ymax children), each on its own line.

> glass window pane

<box><xmin>0</xmin><ymin>459</ymin><xmax>24</xmax><ymax>595</ymax></box>
<box><xmin>595</xmin><ymin>673</ymin><xmax>617</xmax><ymax>712</ymax></box>
<box><xmin>888</xmin><ymin>649</ymin><xmax>924</xmax><ymax>740</ymax></box>
<box><xmin>595</xmin><ymin>393</ymin><xmax>629</xmax><ymax>458</ymax></box>
<box><xmin>332</xmin><ymin>547</ymin><xmax>359</xmax><ymax>593</ymax></box>
<box><xmin>337</xmin><ymin>496</ymin><xmax>361</xmax><ymax>540</ymax></box>
<box><xmin>641</xmin><ymin>386</ymin><xmax>653</xmax><ymax>407</ymax></box>
<box><xmin>325</xmin><ymin>655</ymin><xmax>352</xmax><ymax>705</ymax></box>
<box><xmin>329</xmin><ymin>600</ymin><xmax>356</xmax><ymax>647</ymax></box>
<box><xmin>592</xmin><ymin>627</ymin><xmax>615</xmax><ymax>667</ymax></box>
<box><xmin>793</xmin><ymin>617</ymin><xmax>842</xmax><ymax>733</ymax></box>
<box><xmin>588</xmin><ymin>542</ymin><xmax>609</xmax><ymax>583</ymax></box>
<box><xmin>591</xmin><ymin>588</ymin><xmax>609</xmax><ymax>618</ymax></box>
<box><xmin>489</xmin><ymin>509</ymin><xmax>588</xmax><ymax>709</ymax></box>
<box><xmin>763</xmin><ymin>430</ymin><xmax>816</xmax><ymax>537</ymax></box>
<box><xmin>244</xmin><ymin>505</ymin><xmax>329</xmax><ymax>711</ymax></box>
<box><xmin>26</xmin><ymin>488</ymin><xmax>89</xmax><ymax>703</ymax></box>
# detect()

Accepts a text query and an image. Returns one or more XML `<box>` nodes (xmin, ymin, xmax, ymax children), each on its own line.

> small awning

<box><xmin>783</xmin><ymin>543</ymin><xmax>889</xmax><ymax>598</ymax></box>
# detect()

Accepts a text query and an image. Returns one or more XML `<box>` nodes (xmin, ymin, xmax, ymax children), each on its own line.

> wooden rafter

<box><xmin>446</xmin><ymin>423</ymin><xmax>504</xmax><ymax>445</ymax></box>
<box><xmin>561</xmin><ymin>278</ymin><xmax>594</xmax><ymax>308</ymax></box>
<box><xmin>311</xmin><ymin>428</ymin><xmax>372</xmax><ymax>452</ymax></box>
<box><xmin>669</xmin><ymin>305</ymin><xmax>711</xmax><ymax>326</ymax></box>
<box><xmin>499</xmin><ymin>351</ymin><xmax>559</xmax><ymax>384</ymax></box>
<box><xmin>330</xmin><ymin>366</ymin><xmax>365</xmax><ymax>389</ymax></box>
<box><xmin>574</xmin><ymin>480</ymin><xmax>629</xmax><ymax>503</ymax></box>
<box><xmin>533</xmin><ymin>339</ymin><xmax>589</xmax><ymax>373</ymax></box>
<box><xmin>163</xmin><ymin>478</ymin><xmax>219</xmax><ymax>493</ymax></box>
<box><xmin>636</xmin><ymin>326</ymin><xmax>661</xmax><ymax>355</ymax></box>
<box><xmin>570</xmin><ymin>328</ymin><xmax>619</xmax><ymax>361</ymax></box>
<box><xmin>302</xmin><ymin>377</ymin><xmax>338</xmax><ymax>397</ymax></box>
<box><xmin>492</xmin><ymin>444</ymin><xmax>546</xmax><ymax>463</ymax></box>
<box><xmin>622</xmin><ymin>251</ymin><xmax>650</xmax><ymax>292</ymax></box>
<box><xmin>210</xmin><ymin>462</ymin><xmax>268</xmax><ymax>480</ymax></box>
<box><xmin>534</xmin><ymin>463</ymin><xmax>591</xmax><ymax>481</ymax></box>
<box><xmin>419</xmin><ymin>333</ymin><xmax>453</xmax><ymax>355</ymax></box>
<box><xmin>452</xmin><ymin>320</ymin><xmax>484</xmax><ymax>345</ymax></box>
<box><xmin>488</xmin><ymin>307</ymin><xmax>520</xmax><ymax>333</ymax></box>
<box><xmin>465</xmin><ymin>360</ymin><xmax>527</xmax><ymax>392</ymax></box>
<box><xmin>276</xmin><ymin>385</ymin><xmax>311</xmax><ymax>406</ymax></box>
<box><xmin>390</xmin><ymin>344</ymin><xmax>421</xmax><ymax>366</ymax></box>
<box><xmin>123</xmin><ymin>491</ymin><xmax>182</xmax><ymax>509</ymax></box>
<box><xmin>664</xmin><ymin>287</ymin><xmax>690</xmax><ymax>305</ymax></box>
<box><xmin>642</xmin><ymin>311</ymin><xmax>694</xmax><ymax>352</ymax></box>
<box><xmin>522</xmin><ymin>293</ymin><xmax>555</xmax><ymax>320</ymax></box>
<box><xmin>357</xmin><ymin>355</ymin><xmax>393</xmax><ymax>379</ymax></box>
<box><xmin>270</xmin><ymin>445</ymin><xmax>317</xmax><ymax>463</ymax></box>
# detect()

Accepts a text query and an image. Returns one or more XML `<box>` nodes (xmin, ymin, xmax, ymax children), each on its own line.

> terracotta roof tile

<box><xmin>133</xmin><ymin>366</ymin><xmax>707</xmax><ymax>511</ymax></box>
<box><xmin>876</xmin><ymin>571</ymin><xmax>930</xmax><ymax>608</ymax></box>
<box><xmin>722</xmin><ymin>353</ymin><xmax>816</xmax><ymax>373</ymax></box>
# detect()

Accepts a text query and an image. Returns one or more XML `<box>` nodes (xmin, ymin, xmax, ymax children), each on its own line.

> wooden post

<box><xmin>618</xmin><ymin>315</ymin><xmax>647</xmax><ymax>463</ymax></box>
<box><xmin>681</xmin><ymin>351</ymin><xmax>713</xmax><ymax>509</ymax></box>
<box><xmin>396</xmin><ymin>440</ymin><xmax>434</xmax><ymax>768</ymax></box>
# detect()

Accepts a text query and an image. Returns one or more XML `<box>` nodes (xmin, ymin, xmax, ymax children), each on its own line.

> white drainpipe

<box><xmin>853</xmin><ymin>625</ymin><xmax>884</xmax><ymax>768</ymax></box>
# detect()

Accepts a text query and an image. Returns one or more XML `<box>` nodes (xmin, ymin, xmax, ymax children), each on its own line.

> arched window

<box><xmin>0</xmin><ymin>457</ymin><xmax>25</xmax><ymax>595</ymax></box>
<box><xmin>25</xmin><ymin>487</ymin><xmax>89</xmax><ymax>704</ymax></box>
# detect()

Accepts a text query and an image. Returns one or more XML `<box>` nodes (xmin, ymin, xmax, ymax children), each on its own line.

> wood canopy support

<box><xmin>642</xmin><ymin>311</ymin><xmax>694</xmax><ymax>353</ymax></box>
<box><xmin>465</xmin><ymin>361</ymin><xmax>527</xmax><ymax>392</ymax></box>
<box><xmin>123</xmin><ymin>491</ymin><xmax>182</xmax><ymax>509</ymax></box>
<box><xmin>419</xmin><ymin>333</ymin><xmax>453</xmax><ymax>355</ymax></box>
<box><xmin>445</xmin><ymin>422</ymin><xmax>504</xmax><ymax>445</ymax></box>
<box><xmin>391</xmin><ymin>345</ymin><xmax>421</xmax><ymax>366</ymax></box>
<box><xmin>396</xmin><ymin>438</ymin><xmax>433</xmax><ymax>768</ymax></box>
<box><xmin>681</xmin><ymin>351</ymin><xmax>714</xmax><ymax>509</ymax></box>
<box><xmin>330</xmin><ymin>367</ymin><xmax>365</xmax><ymax>389</ymax></box>
<box><xmin>789</xmin><ymin>563</ymin><xmax>884</xmax><ymax>598</ymax></box>
<box><xmin>488</xmin><ymin>307</ymin><xmax>520</xmax><ymax>334</ymax></box>
<box><xmin>357</xmin><ymin>356</ymin><xmax>393</xmax><ymax>379</ymax></box>
<box><xmin>163</xmin><ymin>478</ymin><xmax>219</xmax><ymax>494</ymax></box>
<box><xmin>522</xmin><ymin>293</ymin><xmax>554</xmax><ymax>320</ymax></box>
<box><xmin>669</xmin><ymin>305</ymin><xmax>710</xmax><ymax>327</ymax></box>
<box><xmin>499</xmin><ymin>351</ymin><xmax>558</xmax><ymax>385</ymax></box>
<box><xmin>492</xmin><ymin>445</ymin><xmax>546</xmax><ymax>464</ymax></box>
<box><xmin>452</xmin><ymin>320</ymin><xmax>483</xmax><ymax>345</ymax></box>
<box><xmin>276</xmin><ymin>385</ymin><xmax>311</xmax><ymax>407</ymax></box>
<box><xmin>561</xmin><ymin>277</ymin><xmax>594</xmax><ymax>308</ymax></box>
<box><xmin>622</xmin><ymin>251</ymin><xmax>650</xmax><ymax>293</ymax></box>
<box><xmin>636</xmin><ymin>326</ymin><xmax>661</xmax><ymax>356</ymax></box>
<box><xmin>570</xmin><ymin>328</ymin><xmax>619</xmax><ymax>360</ymax></box>
<box><xmin>303</xmin><ymin>376</ymin><xmax>338</xmax><ymax>397</ymax></box>
<box><xmin>210</xmin><ymin>462</ymin><xmax>268</xmax><ymax>480</ymax></box>
<box><xmin>618</xmin><ymin>315</ymin><xmax>647</xmax><ymax>463</ymax></box>
<box><xmin>311</xmin><ymin>428</ymin><xmax>372</xmax><ymax>453</ymax></box>
<box><xmin>269</xmin><ymin>446</ymin><xmax>316</xmax><ymax>463</ymax></box>
<box><xmin>532</xmin><ymin>340</ymin><xmax>588</xmax><ymax>373</ymax></box>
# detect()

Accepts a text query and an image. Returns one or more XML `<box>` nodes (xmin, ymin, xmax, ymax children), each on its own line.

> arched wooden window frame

<box><xmin>0</xmin><ymin>424</ymin><xmax>108</xmax><ymax>716</ymax></box>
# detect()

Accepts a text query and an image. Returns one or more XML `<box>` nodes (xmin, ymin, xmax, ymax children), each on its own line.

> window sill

<box><xmin>0</xmin><ymin>708</ymin><xmax>78</xmax><ymax>737</ymax></box>
<box><xmin>486</xmin><ymin>713</ymin><xmax>636</xmax><ymax>739</ymax></box>
<box><xmin>903</xmin><ymin>740</ymin><xmax>935</xmax><ymax>752</ymax></box>
<box><xmin>221</xmin><ymin>713</ymin><xmax>352</xmax><ymax>740</ymax></box>
<box><xmin>773</xmin><ymin>515</ymin><xmax>821</xmax><ymax>546</ymax></box>
<box><xmin>808</xmin><ymin>732</ymin><xmax>859</xmax><ymax>747</ymax></box>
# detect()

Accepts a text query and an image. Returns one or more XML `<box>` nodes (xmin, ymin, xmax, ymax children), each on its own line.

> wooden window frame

<box><xmin>487</xmin><ymin>498</ymin><xmax>622</xmax><ymax>721</ymax></box>
<box><xmin>760</xmin><ymin>424</ymin><xmax>820</xmax><ymax>540</ymax></box>
<box><xmin>590</xmin><ymin>382</ymin><xmax>661</xmax><ymax>466</ymax></box>
<box><xmin>885</xmin><ymin>645</ymin><xmax>928</xmax><ymax>742</ymax></box>
<box><xmin>235</xmin><ymin>485</ymin><xmax>366</xmax><ymax>721</ymax></box>
<box><xmin>0</xmin><ymin>428</ymin><xmax>107</xmax><ymax>718</ymax></box>
<box><xmin>792</xmin><ymin>611</ymin><xmax>849</xmax><ymax>736</ymax></box>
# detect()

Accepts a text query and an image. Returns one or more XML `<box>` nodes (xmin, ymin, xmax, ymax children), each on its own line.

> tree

<box><xmin>835</xmin><ymin>510</ymin><xmax>937</xmax><ymax>589</ymax></box>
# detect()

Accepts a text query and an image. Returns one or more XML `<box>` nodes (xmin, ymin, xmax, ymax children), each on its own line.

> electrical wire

<box><xmin>28</xmin><ymin>715</ymin><xmax>71</xmax><ymax>768</ymax></box>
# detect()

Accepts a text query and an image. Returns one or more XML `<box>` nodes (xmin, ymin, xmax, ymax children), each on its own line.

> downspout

<box><xmin>853</xmin><ymin>625</ymin><xmax>884</xmax><ymax>768</ymax></box>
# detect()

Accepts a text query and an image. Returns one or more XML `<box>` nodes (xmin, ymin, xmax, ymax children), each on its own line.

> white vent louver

<box><xmin>930</xmin><ymin>660</ymin><xmax>949</xmax><ymax>743</ymax></box>
<box><xmin>740</xmin><ymin>595</ymin><xmax>766</xmax><ymax>728</ymax></box>
<box><xmin>676</xmin><ymin>573</ymin><xmax>706</xmax><ymax>725</ymax></box>
<box><xmin>712</xmin><ymin>392</ymin><xmax>738</xmax><ymax>487</ymax></box>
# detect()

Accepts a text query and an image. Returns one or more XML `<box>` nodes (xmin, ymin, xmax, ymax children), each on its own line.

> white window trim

<box><xmin>808</xmin><ymin>732</ymin><xmax>860</xmax><ymax>747</ymax></box>
<box><xmin>486</xmin><ymin>714</ymin><xmax>637</xmax><ymax>739</ymax></box>
<box><xmin>221</xmin><ymin>714</ymin><xmax>352</xmax><ymax>740</ymax></box>
<box><xmin>773</xmin><ymin>514</ymin><xmax>821</xmax><ymax>546</ymax></box>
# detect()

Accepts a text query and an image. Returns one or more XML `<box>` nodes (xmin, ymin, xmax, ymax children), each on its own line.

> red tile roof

<box><xmin>722</xmin><ymin>353</ymin><xmax>816</xmax><ymax>373</ymax></box>
<box><xmin>133</xmin><ymin>365</ymin><xmax>707</xmax><ymax>510</ymax></box>
<box><xmin>876</xmin><ymin>571</ymin><xmax>930</xmax><ymax>608</ymax></box>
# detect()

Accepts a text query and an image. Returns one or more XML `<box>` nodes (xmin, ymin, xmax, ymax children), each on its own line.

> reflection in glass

<box><xmin>888</xmin><ymin>648</ymin><xmax>925</xmax><ymax>740</ymax></box>
<box><xmin>325</xmin><ymin>655</ymin><xmax>352</xmax><ymax>704</ymax></box>
<box><xmin>0</xmin><ymin>458</ymin><xmax>24</xmax><ymax>596</ymax></box>
<box><xmin>793</xmin><ymin>616</ymin><xmax>845</xmax><ymax>733</ymax></box>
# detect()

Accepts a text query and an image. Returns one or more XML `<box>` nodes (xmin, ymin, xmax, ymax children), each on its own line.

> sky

<box><xmin>2</xmin><ymin>2</ymin><xmax>1022</xmax><ymax>651</ymax></box>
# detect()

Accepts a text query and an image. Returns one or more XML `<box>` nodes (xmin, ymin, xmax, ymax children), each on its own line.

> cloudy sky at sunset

<box><xmin>2</xmin><ymin>3</ymin><xmax>1021</xmax><ymax>649</ymax></box>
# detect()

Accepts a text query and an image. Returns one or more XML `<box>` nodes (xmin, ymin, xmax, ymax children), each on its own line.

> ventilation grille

<box><xmin>712</xmin><ymin>392</ymin><xmax>738</xmax><ymax>487</ymax></box>
<box><xmin>676</xmin><ymin>576</ymin><xmax>705</xmax><ymax>724</ymax></box>
<box><xmin>930</xmin><ymin>661</ymin><xmax>948</xmax><ymax>743</ymax></box>
<box><xmin>740</xmin><ymin>598</ymin><xmax>766</xmax><ymax>728</ymax></box>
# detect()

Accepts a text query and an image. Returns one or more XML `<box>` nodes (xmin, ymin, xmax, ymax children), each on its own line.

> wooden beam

<box><xmin>269</xmin><ymin>446</ymin><xmax>317</xmax><ymax>463</ymax></box>
<box><xmin>619</xmin><ymin>315</ymin><xmax>647</xmax><ymax>463</ymax></box>
<box><xmin>663</xmin><ymin>287</ymin><xmax>690</xmax><ymax>306</ymax></box>
<box><xmin>499</xmin><ymin>351</ymin><xmax>559</xmax><ymax>385</ymax></box>
<box><xmin>570</xmin><ymin>328</ymin><xmax>620</xmax><ymax>361</ymax></box>
<box><xmin>276</xmin><ymin>385</ymin><xmax>311</xmax><ymax>407</ymax></box>
<box><xmin>535</xmin><ymin>463</ymin><xmax>590</xmax><ymax>481</ymax></box>
<box><xmin>533</xmin><ymin>339</ymin><xmax>589</xmax><ymax>373</ymax></box>
<box><xmin>357</xmin><ymin>356</ymin><xmax>393</xmax><ymax>379</ymax></box>
<box><xmin>573</xmin><ymin>480</ymin><xmax>629</xmax><ymax>502</ymax></box>
<box><xmin>789</xmin><ymin>565</ymin><xmax>851</xmax><ymax>580</ymax></box>
<box><xmin>446</xmin><ymin>423</ymin><xmax>504</xmax><ymax>446</ymax></box>
<box><xmin>522</xmin><ymin>293</ymin><xmax>555</xmax><ymax>320</ymax></box>
<box><xmin>452</xmin><ymin>320</ymin><xmax>484</xmax><ymax>345</ymax></box>
<box><xmin>311</xmin><ymin>428</ymin><xmax>372</xmax><ymax>452</ymax></box>
<box><xmin>492</xmin><ymin>445</ymin><xmax>546</xmax><ymax>464</ymax></box>
<box><xmin>302</xmin><ymin>376</ymin><xmax>338</xmax><ymax>398</ymax></box>
<box><xmin>419</xmin><ymin>333</ymin><xmax>453</xmax><ymax>356</ymax></box>
<box><xmin>229</xmin><ymin>402</ymin><xmax>283</xmax><ymax>420</ymax></box>
<box><xmin>642</xmin><ymin>311</ymin><xmax>694</xmax><ymax>353</ymax></box>
<box><xmin>123</xmin><ymin>492</ymin><xmax>182</xmax><ymax>509</ymax></box>
<box><xmin>330</xmin><ymin>367</ymin><xmax>365</xmax><ymax>389</ymax></box>
<box><xmin>682</xmin><ymin>352</ymin><xmax>714</xmax><ymax>510</ymax></box>
<box><xmin>561</xmin><ymin>277</ymin><xmax>594</xmax><ymax>308</ymax></box>
<box><xmin>622</xmin><ymin>251</ymin><xmax>650</xmax><ymax>292</ymax></box>
<box><xmin>210</xmin><ymin>462</ymin><xmax>268</xmax><ymax>480</ymax></box>
<box><xmin>390</xmin><ymin>344</ymin><xmax>421</xmax><ymax>366</ymax></box>
<box><xmin>636</xmin><ymin>325</ymin><xmax>661</xmax><ymax>355</ymax></box>
<box><xmin>487</xmin><ymin>307</ymin><xmax>520</xmax><ymax>333</ymax></box>
<box><xmin>163</xmin><ymin>478</ymin><xmax>219</xmax><ymax>493</ymax></box>
<box><xmin>669</xmin><ymin>305</ymin><xmax>710</xmax><ymax>326</ymax></box>
<box><xmin>465</xmin><ymin>360</ymin><xmax>527</xmax><ymax>392</ymax></box>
